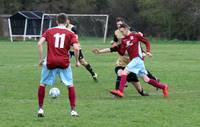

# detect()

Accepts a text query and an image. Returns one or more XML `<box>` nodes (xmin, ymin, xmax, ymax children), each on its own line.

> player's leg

<box><xmin>127</xmin><ymin>72</ymin><xmax>149</xmax><ymax>96</ymax></box>
<box><xmin>115</xmin><ymin>76</ymin><xmax>121</xmax><ymax>89</ymax></box>
<box><xmin>110</xmin><ymin>58</ymin><xmax>141</xmax><ymax>97</ymax></box>
<box><xmin>79</xmin><ymin>58</ymin><xmax>98</xmax><ymax>81</ymax></box>
<box><xmin>131</xmin><ymin>81</ymin><xmax>149</xmax><ymax>96</ymax></box>
<box><xmin>114</xmin><ymin>56</ymin><xmax>168</xmax><ymax>97</ymax></box>
<box><xmin>147</xmin><ymin>69</ymin><xmax>159</xmax><ymax>81</ymax></box>
<box><xmin>59</xmin><ymin>66</ymin><xmax>79</xmax><ymax>117</ymax></box>
<box><xmin>146</xmin><ymin>69</ymin><xmax>160</xmax><ymax>91</ymax></box>
<box><xmin>114</xmin><ymin>66</ymin><xmax>125</xmax><ymax>90</ymax></box>
<box><xmin>110</xmin><ymin>69</ymin><xmax>128</xmax><ymax>97</ymax></box>
<box><xmin>133</xmin><ymin>57</ymin><xmax>168</xmax><ymax>97</ymax></box>
<box><xmin>142</xmin><ymin>75</ymin><xmax>168</xmax><ymax>97</ymax></box>
<box><xmin>79</xmin><ymin>58</ymin><xmax>97</xmax><ymax>79</ymax></box>
<box><xmin>37</xmin><ymin>84</ymin><xmax>45</xmax><ymax>117</ymax></box>
<box><xmin>37</xmin><ymin>64</ymin><xmax>56</xmax><ymax>117</ymax></box>
<box><xmin>78</xmin><ymin>49</ymin><xmax>98</xmax><ymax>82</ymax></box>
<box><xmin>147</xmin><ymin>69</ymin><xmax>160</xmax><ymax>85</ymax></box>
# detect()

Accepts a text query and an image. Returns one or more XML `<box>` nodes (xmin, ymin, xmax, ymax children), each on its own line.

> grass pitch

<box><xmin>0</xmin><ymin>37</ymin><xmax>200</xmax><ymax>127</ymax></box>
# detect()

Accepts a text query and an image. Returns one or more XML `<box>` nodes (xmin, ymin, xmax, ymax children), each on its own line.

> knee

<box><xmin>143</xmin><ymin>76</ymin><xmax>150</xmax><ymax>83</ymax></box>
<box><xmin>79</xmin><ymin>59</ymin><xmax>87</xmax><ymax>65</ymax></box>
<box><xmin>68</xmin><ymin>85</ymin><xmax>74</xmax><ymax>88</ymax></box>
<box><xmin>118</xmin><ymin>70</ymin><xmax>128</xmax><ymax>76</ymax></box>
<box><xmin>40</xmin><ymin>84</ymin><xmax>45</xmax><ymax>87</ymax></box>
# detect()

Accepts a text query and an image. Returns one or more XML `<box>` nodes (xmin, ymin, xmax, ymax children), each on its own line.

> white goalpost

<box><xmin>40</xmin><ymin>14</ymin><xmax>109</xmax><ymax>43</ymax></box>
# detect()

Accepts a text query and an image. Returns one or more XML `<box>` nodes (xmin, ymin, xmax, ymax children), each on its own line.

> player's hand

<box><xmin>39</xmin><ymin>59</ymin><xmax>44</xmax><ymax>67</ymax></box>
<box><xmin>146</xmin><ymin>52</ymin><xmax>152</xmax><ymax>57</ymax></box>
<box><xmin>142</xmin><ymin>52</ymin><xmax>146</xmax><ymax>57</ymax></box>
<box><xmin>92</xmin><ymin>48</ymin><xmax>100</xmax><ymax>54</ymax></box>
<box><xmin>138</xmin><ymin>32</ymin><xmax>144</xmax><ymax>37</ymax></box>
<box><xmin>111</xmin><ymin>42</ymin><xmax>118</xmax><ymax>48</ymax></box>
<box><xmin>75</xmin><ymin>61</ymin><xmax>81</xmax><ymax>67</ymax></box>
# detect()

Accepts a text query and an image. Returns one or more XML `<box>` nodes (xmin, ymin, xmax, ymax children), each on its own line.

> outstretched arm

<box><xmin>92</xmin><ymin>44</ymin><xmax>121</xmax><ymax>54</ymax></box>
<box><xmin>92</xmin><ymin>48</ymin><xmax>111</xmax><ymax>54</ymax></box>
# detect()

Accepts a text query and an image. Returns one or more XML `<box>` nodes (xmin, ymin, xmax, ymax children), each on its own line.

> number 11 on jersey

<box><xmin>54</xmin><ymin>33</ymin><xmax>65</xmax><ymax>48</ymax></box>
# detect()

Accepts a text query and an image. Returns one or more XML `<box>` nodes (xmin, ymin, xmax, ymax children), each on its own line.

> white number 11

<box><xmin>54</xmin><ymin>33</ymin><xmax>65</xmax><ymax>48</ymax></box>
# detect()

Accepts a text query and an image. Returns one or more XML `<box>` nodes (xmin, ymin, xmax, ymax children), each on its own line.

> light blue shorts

<box><xmin>126</xmin><ymin>57</ymin><xmax>147</xmax><ymax>77</ymax></box>
<box><xmin>40</xmin><ymin>61</ymin><xmax>73</xmax><ymax>86</ymax></box>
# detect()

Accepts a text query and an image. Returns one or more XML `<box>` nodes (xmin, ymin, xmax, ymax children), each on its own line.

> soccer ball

<box><xmin>49</xmin><ymin>87</ymin><xmax>60</xmax><ymax>99</ymax></box>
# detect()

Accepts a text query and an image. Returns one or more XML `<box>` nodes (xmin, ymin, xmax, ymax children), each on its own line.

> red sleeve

<box><xmin>70</xmin><ymin>33</ymin><xmax>78</xmax><ymax>45</ymax></box>
<box><xmin>42</xmin><ymin>30</ymin><xmax>48</xmax><ymax>39</ymax></box>
<box><xmin>117</xmin><ymin>39</ymin><xmax>126</xmax><ymax>56</ymax></box>
<box><xmin>138</xmin><ymin>34</ymin><xmax>151</xmax><ymax>52</ymax></box>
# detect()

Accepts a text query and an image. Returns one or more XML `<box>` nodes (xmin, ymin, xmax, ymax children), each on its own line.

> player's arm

<box><xmin>92</xmin><ymin>43</ymin><xmax>121</xmax><ymax>54</ymax></box>
<box><xmin>73</xmin><ymin>43</ymin><xmax>80</xmax><ymax>67</ymax></box>
<box><xmin>37</xmin><ymin>37</ymin><xmax>46</xmax><ymax>66</ymax></box>
<box><xmin>111</xmin><ymin>34</ymin><xmax>118</xmax><ymax>44</ymax></box>
<box><xmin>136</xmin><ymin>32</ymin><xmax>147</xmax><ymax>57</ymax></box>
<box><xmin>94</xmin><ymin>42</ymin><xmax>125</xmax><ymax>56</ymax></box>
<box><xmin>138</xmin><ymin>35</ymin><xmax>152</xmax><ymax>57</ymax></box>
<box><xmin>71</xmin><ymin>26</ymin><xmax>79</xmax><ymax>47</ymax></box>
<box><xmin>116</xmin><ymin>40</ymin><xmax>126</xmax><ymax>56</ymax></box>
<box><xmin>92</xmin><ymin>48</ymin><xmax>111</xmax><ymax>54</ymax></box>
<box><xmin>140</xmin><ymin>45</ymin><xmax>147</xmax><ymax>57</ymax></box>
<box><xmin>71</xmin><ymin>33</ymin><xmax>80</xmax><ymax>67</ymax></box>
<box><xmin>71</xmin><ymin>26</ymin><xmax>78</xmax><ymax>35</ymax></box>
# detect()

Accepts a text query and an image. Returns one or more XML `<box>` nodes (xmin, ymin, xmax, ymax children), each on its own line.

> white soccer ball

<box><xmin>49</xmin><ymin>87</ymin><xmax>60</xmax><ymax>99</ymax></box>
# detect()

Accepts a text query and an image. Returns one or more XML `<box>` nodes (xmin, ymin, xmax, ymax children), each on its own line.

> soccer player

<box><xmin>66</xmin><ymin>19</ymin><xmax>98</xmax><ymax>82</ymax></box>
<box><xmin>92</xmin><ymin>48</ymin><xmax>149</xmax><ymax>96</ymax></box>
<box><xmin>110</xmin><ymin>23</ymin><xmax>168</xmax><ymax>97</ymax></box>
<box><xmin>113</xmin><ymin>17</ymin><xmax>160</xmax><ymax>84</ymax></box>
<box><xmin>112</xmin><ymin>17</ymin><xmax>160</xmax><ymax>92</ymax></box>
<box><xmin>37</xmin><ymin>13</ymin><xmax>80</xmax><ymax>117</ymax></box>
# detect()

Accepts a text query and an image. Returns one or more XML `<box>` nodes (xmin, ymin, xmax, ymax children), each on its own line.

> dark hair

<box><xmin>57</xmin><ymin>13</ymin><xmax>68</xmax><ymax>24</ymax></box>
<box><xmin>118</xmin><ymin>23</ymin><xmax>130</xmax><ymax>29</ymax></box>
<box><xmin>116</xmin><ymin>17</ymin><xmax>124</xmax><ymax>22</ymax></box>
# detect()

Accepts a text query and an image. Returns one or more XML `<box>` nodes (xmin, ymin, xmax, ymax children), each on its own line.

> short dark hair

<box><xmin>118</xmin><ymin>23</ymin><xmax>130</xmax><ymax>29</ymax></box>
<box><xmin>116</xmin><ymin>17</ymin><xmax>124</xmax><ymax>22</ymax></box>
<box><xmin>57</xmin><ymin>13</ymin><xmax>68</xmax><ymax>24</ymax></box>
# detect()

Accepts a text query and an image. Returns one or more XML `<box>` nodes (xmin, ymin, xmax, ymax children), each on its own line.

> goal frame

<box><xmin>40</xmin><ymin>14</ymin><xmax>109</xmax><ymax>43</ymax></box>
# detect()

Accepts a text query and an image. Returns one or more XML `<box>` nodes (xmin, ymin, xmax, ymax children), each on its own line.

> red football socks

<box><xmin>68</xmin><ymin>86</ymin><xmax>76</xmax><ymax>110</ymax></box>
<box><xmin>148</xmin><ymin>79</ymin><xmax>165</xmax><ymax>89</ymax></box>
<box><xmin>119</xmin><ymin>75</ymin><xmax>127</xmax><ymax>93</ymax></box>
<box><xmin>38</xmin><ymin>85</ymin><xmax>45</xmax><ymax>108</ymax></box>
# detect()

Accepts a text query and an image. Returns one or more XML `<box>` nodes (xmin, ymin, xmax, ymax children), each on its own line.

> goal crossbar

<box><xmin>40</xmin><ymin>14</ymin><xmax>109</xmax><ymax>43</ymax></box>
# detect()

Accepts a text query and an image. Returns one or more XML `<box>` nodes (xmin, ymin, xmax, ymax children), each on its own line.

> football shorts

<box><xmin>125</xmin><ymin>57</ymin><xmax>147</xmax><ymax>77</ymax></box>
<box><xmin>40</xmin><ymin>61</ymin><xmax>73</xmax><ymax>86</ymax></box>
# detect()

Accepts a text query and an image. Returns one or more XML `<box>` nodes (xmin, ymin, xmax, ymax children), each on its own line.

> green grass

<box><xmin>0</xmin><ymin>37</ymin><xmax>200</xmax><ymax>127</ymax></box>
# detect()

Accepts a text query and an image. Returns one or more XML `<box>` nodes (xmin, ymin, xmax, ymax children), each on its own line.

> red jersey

<box><xmin>42</xmin><ymin>26</ymin><xmax>78</xmax><ymax>69</ymax></box>
<box><xmin>117</xmin><ymin>33</ymin><xmax>151</xmax><ymax>60</ymax></box>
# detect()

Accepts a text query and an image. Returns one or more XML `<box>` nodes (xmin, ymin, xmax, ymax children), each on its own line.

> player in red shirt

<box><xmin>37</xmin><ymin>13</ymin><xmax>80</xmax><ymax>117</ymax></box>
<box><xmin>110</xmin><ymin>23</ymin><xmax>168</xmax><ymax>97</ymax></box>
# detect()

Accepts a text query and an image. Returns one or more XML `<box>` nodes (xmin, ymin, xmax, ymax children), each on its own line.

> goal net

<box><xmin>40</xmin><ymin>14</ymin><xmax>109</xmax><ymax>42</ymax></box>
